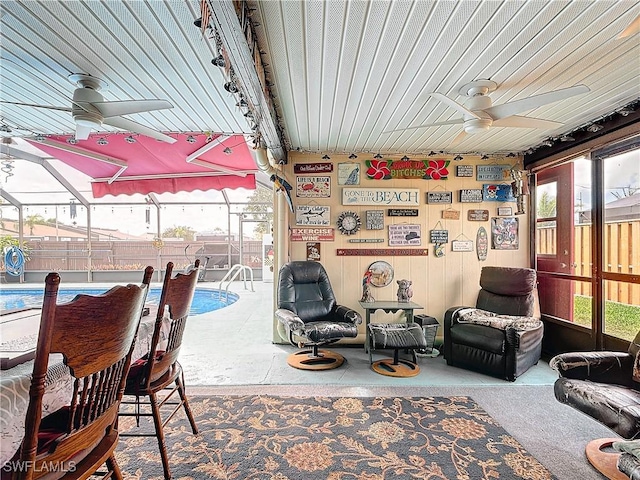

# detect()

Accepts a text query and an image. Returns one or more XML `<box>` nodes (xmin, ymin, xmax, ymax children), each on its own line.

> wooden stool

<box><xmin>369</xmin><ymin>323</ymin><xmax>427</xmax><ymax>377</ymax></box>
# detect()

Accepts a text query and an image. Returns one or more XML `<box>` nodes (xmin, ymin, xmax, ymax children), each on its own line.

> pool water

<box><xmin>0</xmin><ymin>287</ymin><xmax>238</xmax><ymax>315</ymax></box>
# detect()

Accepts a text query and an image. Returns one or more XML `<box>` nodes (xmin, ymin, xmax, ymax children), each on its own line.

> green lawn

<box><xmin>573</xmin><ymin>295</ymin><xmax>640</xmax><ymax>341</ymax></box>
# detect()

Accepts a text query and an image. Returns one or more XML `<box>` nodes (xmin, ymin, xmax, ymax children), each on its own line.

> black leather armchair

<box><xmin>549</xmin><ymin>332</ymin><xmax>640</xmax><ymax>479</ymax></box>
<box><xmin>443</xmin><ymin>266</ymin><xmax>544</xmax><ymax>381</ymax></box>
<box><xmin>275</xmin><ymin>261</ymin><xmax>362</xmax><ymax>370</ymax></box>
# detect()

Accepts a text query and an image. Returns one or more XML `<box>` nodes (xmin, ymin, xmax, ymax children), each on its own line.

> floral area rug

<box><xmin>115</xmin><ymin>395</ymin><xmax>556</xmax><ymax>479</ymax></box>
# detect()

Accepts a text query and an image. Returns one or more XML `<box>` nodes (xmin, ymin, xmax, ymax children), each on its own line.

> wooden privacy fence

<box><xmin>537</xmin><ymin>220</ymin><xmax>640</xmax><ymax>304</ymax></box>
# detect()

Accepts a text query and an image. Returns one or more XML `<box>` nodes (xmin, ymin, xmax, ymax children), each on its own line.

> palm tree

<box><xmin>24</xmin><ymin>214</ymin><xmax>45</xmax><ymax>235</ymax></box>
<box><xmin>162</xmin><ymin>225</ymin><xmax>196</xmax><ymax>241</ymax></box>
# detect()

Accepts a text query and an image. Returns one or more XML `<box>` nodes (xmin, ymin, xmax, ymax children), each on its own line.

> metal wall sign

<box><xmin>337</xmin><ymin>163</ymin><xmax>360</xmax><ymax>185</ymax></box>
<box><xmin>294</xmin><ymin>162</ymin><xmax>333</xmax><ymax>174</ymax></box>
<box><xmin>337</xmin><ymin>248</ymin><xmax>429</xmax><ymax>256</ymax></box>
<box><xmin>483</xmin><ymin>184</ymin><xmax>516</xmax><ymax>202</ymax></box>
<box><xmin>456</xmin><ymin>165</ymin><xmax>474</xmax><ymax>177</ymax></box>
<box><xmin>342</xmin><ymin>187</ymin><xmax>420</xmax><ymax>206</ymax></box>
<box><xmin>295</xmin><ymin>205</ymin><xmax>330</xmax><ymax>225</ymax></box>
<box><xmin>290</xmin><ymin>227</ymin><xmax>335</xmax><ymax>241</ymax></box>
<box><xmin>387</xmin><ymin>208</ymin><xmax>419</xmax><ymax>216</ymax></box>
<box><xmin>460</xmin><ymin>189</ymin><xmax>483</xmax><ymax>203</ymax></box>
<box><xmin>442</xmin><ymin>209</ymin><xmax>461</xmax><ymax>219</ymax></box>
<box><xmin>467</xmin><ymin>209</ymin><xmax>489</xmax><ymax>221</ymax></box>
<box><xmin>476</xmin><ymin>164</ymin><xmax>511</xmax><ymax>181</ymax></box>
<box><xmin>426</xmin><ymin>191</ymin><xmax>452</xmax><ymax>204</ymax></box>
<box><xmin>306</xmin><ymin>242</ymin><xmax>321</xmax><ymax>261</ymax></box>
<box><xmin>348</xmin><ymin>238</ymin><xmax>384</xmax><ymax>243</ymax></box>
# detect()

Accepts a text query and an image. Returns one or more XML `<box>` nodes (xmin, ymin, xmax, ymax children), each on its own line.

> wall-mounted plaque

<box><xmin>388</xmin><ymin>208</ymin><xmax>419</xmax><ymax>216</ymax></box>
<box><xmin>460</xmin><ymin>189</ymin><xmax>483</xmax><ymax>203</ymax></box>
<box><xmin>365</xmin><ymin>210</ymin><xmax>384</xmax><ymax>230</ymax></box>
<box><xmin>426</xmin><ymin>191</ymin><xmax>453</xmax><ymax>204</ymax></box>
<box><xmin>388</xmin><ymin>224</ymin><xmax>422</xmax><ymax>246</ymax></box>
<box><xmin>476</xmin><ymin>227</ymin><xmax>488</xmax><ymax>261</ymax></box>
<box><xmin>442</xmin><ymin>209</ymin><xmax>461</xmax><ymax>220</ymax></box>
<box><xmin>491</xmin><ymin>217</ymin><xmax>519</xmax><ymax>250</ymax></box>
<box><xmin>498</xmin><ymin>206</ymin><xmax>513</xmax><ymax>216</ymax></box>
<box><xmin>296</xmin><ymin>176</ymin><xmax>330</xmax><ymax>197</ymax></box>
<box><xmin>337</xmin><ymin>248</ymin><xmax>429</xmax><ymax>256</ymax></box>
<box><xmin>483</xmin><ymin>184</ymin><xmax>516</xmax><ymax>202</ymax></box>
<box><xmin>467</xmin><ymin>209</ymin><xmax>489</xmax><ymax>221</ymax></box>
<box><xmin>456</xmin><ymin>165</ymin><xmax>474</xmax><ymax>177</ymax></box>
<box><xmin>451</xmin><ymin>240</ymin><xmax>474</xmax><ymax>252</ymax></box>
<box><xmin>343</xmin><ymin>188</ymin><xmax>420</xmax><ymax>206</ymax></box>
<box><xmin>430</xmin><ymin>230</ymin><xmax>449</xmax><ymax>243</ymax></box>
<box><xmin>337</xmin><ymin>163</ymin><xmax>360</xmax><ymax>185</ymax></box>
<box><xmin>290</xmin><ymin>227</ymin><xmax>335</xmax><ymax>242</ymax></box>
<box><xmin>295</xmin><ymin>162</ymin><xmax>333</xmax><ymax>174</ymax></box>
<box><xmin>348</xmin><ymin>238</ymin><xmax>384</xmax><ymax>243</ymax></box>
<box><xmin>306</xmin><ymin>242</ymin><xmax>321</xmax><ymax>261</ymax></box>
<box><xmin>477</xmin><ymin>164</ymin><xmax>511</xmax><ymax>181</ymax></box>
<box><xmin>295</xmin><ymin>205</ymin><xmax>330</xmax><ymax>226</ymax></box>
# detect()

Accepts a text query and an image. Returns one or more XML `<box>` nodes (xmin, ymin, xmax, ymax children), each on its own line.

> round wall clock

<box><xmin>337</xmin><ymin>211</ymin><xmax>361</xmax><ymax>235</ymax></box>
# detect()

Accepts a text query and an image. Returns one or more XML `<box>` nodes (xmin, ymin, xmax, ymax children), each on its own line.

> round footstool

<box><xmin>368</xmin><ymin>322</ymin><xmax>427</xmax><ymax>377</ymax></box>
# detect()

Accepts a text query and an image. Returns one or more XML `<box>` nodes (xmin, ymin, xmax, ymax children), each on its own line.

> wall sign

<box><xmin>456</xmin><ymin>165</ymin><xmax>474</xmax><ymax>177</ymax></box>
<box><xmin>426</xmin><ymin>191</ymin><xmax>453</xmax><ymax>204</ymax></box>
<box><xmin>306</xmin><ymin>242</ymin><xmax>321</xmax><ymax>261</ymax></box>
<box><xmin>442</xmin><ymin>209</ymin><xmax>461</xmax><ymax>220</ymax></box>
<box><xmin>342</xmin><ymin>188</ymin><xmax>420</xmax><ymax>206</ymax></box>
<box><xmin>365</xmin><ymin>210</ymin><xmax>384</xmax><ymax>230</ymax></box>
<box><xmin>451</xmin><ymin>240</ymin><xmax>474</xmax><ymax>252</ymax></box>
<box><xmin>290</xmin><ymin>227</ymin><xmax>335</xmax><ymax>242</ymax></box>
<box><xmin>430</xmin><ymin>230</ymin><xmax>449</xmax><ymax>243</ymax></box>
<box><xmin>388</xmin><ymin>208</ymin><xmax>419</xmax><ymax>216</ymax></box>
<box><xmin>460</xmin><ymin>189</ymin><xmax>483</xmax><ymax>203</ymax></box>
<box><xmin>483</xmin><ymin>184</ymin><xmax>516</xmax><ymax>202</ymax></box>
<box><xmin>364</xmin><ymin>158</ymin><xmax>450</xmax><ymax>180</ymax></box>
<box><xmin>491</xmin><ymin>217</ymin><xmax>519</xmax><ymax>250</ymax></box>
<box><xmin>337</xmin><ymin>248</ymin><xmax>429</xmax><ymax>256</ymax></box>
<box><xmin>294</xmin><ymin>162</ymin><xmax>333</xmax><ymax>174</ymax></box>
<box><xmin>348</xmin><ymin>238</ymin><xmax>384</xmax><ymax>243</ymax></box>
<box><xmin>296</xmin><ymin>176</ymin><xmax>330</xmax><ymax>197</ymax></box>
<box><xmin>498</xmin><ymin>206</ymin><xmax>513</xmax><ymax>216</ymax></box>
<box><xmin>295</xmin><ymin>205</ymin><xmax>330</xmax><ymax>226</ymax></box>
<box><xmin>337</xmin><ymin>163</ymin><xmax>360</xmax><ymax>185</ymax></box>
<box><xmin>388</xmin><ymin>224</ymin><xmax>421</xmax><ymax>246</ymax></box>
<box><xmin>467</xmin><ymin>209</ymin><xmax>489</xmax><ymax>221</ymax></box>
<box><xmin>476</xmin><ymin>226</ymin><xmax>488</xmax><ymax>261</ymax></box>
<box><xmin>477</xmin><ymin>164</ymin><xmax>511</xmax><ymax>181</ymax></box>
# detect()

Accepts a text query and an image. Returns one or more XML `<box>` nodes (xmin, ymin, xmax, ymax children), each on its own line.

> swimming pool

<box><xmin>0</xmin><ymin>287</ymin><xmax>238</xmax><ymax>315</ymax></box>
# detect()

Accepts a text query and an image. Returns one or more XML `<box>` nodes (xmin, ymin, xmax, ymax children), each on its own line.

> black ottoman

<box><xmin>368</xmin><ymin>322</ymin><xmax>427</xmax><ymax>377</ymax></box>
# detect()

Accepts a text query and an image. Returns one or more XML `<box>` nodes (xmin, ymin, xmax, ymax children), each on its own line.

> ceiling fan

<box><xmin>1</xmin><ymin>73</ymin><xmax>176</xmax><ymax>143</ymax></box>
<box><xmin>384</xmin><ymin>80</ymin><xmax>590</xmax><ymax>147</ymax></box>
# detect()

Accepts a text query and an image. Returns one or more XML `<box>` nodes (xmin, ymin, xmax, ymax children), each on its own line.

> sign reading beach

<box><xmin>342</xmin><ymin>188</ymin><xmax>420</xmax><ymax>206</ymax></box>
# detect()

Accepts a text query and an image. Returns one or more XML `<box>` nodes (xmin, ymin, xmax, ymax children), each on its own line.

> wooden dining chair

<box><xmin>118</xmin><ymin>260</ymin><xmax>200</xmax><ymax>480</ymax></box>
<box><xmin>5</xmin><ymin>266</ymin><xmax>153</xmax><ymax>480</ymax></box>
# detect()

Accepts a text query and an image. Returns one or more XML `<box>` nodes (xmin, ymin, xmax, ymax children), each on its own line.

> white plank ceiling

<box><xmin>1</xmin><ymin>0</ymin><xmax>639</xmax><ymax>157</ymax></box>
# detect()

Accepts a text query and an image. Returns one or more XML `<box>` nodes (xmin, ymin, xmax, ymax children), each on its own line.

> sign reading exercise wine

<box><xmin>342</xmin><ymin>188</ymin><xmax>420</xmax><ymax>206</ymax></box>
<box><xmin>290</xmin><ymin>228</ymin><xmax>335</xmax><ymax>242</ymax></box>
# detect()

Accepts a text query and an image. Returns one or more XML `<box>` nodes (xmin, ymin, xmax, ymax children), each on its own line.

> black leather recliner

<box><xmin>443</xmin><ymin>266</ymin><xmax>544</xmax><ymax>381</ymax></box>
<box><xmin>549</xmin><ymin>332</ymin><xmax>640</xmax><ymax>439</ymax></box>
<box><xmin>549</xmin><ymin>332</ymin><xmax>640</xmax><ymax>479</ymax></box>
<box><xmin>275</xmin><ymin>261</ymin><xmax>362</xmax><ymax>370</ymax></box>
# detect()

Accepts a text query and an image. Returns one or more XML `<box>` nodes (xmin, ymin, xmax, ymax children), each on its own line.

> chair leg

<box><xmin>106</xmin><ymin>454</ymin><xmax>123</xmax><ymax>480</ymax></box>
<box><xmin>176</xmin><ymin>372</ymin><xmax>198</xmax><ymax>434</ymax></box>
<box><xmin>149</xmin><ymin>391</ymin><xmax>172</xmax><ymax>480</ymax></box>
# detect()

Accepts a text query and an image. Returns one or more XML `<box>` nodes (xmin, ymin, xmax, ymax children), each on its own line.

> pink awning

<box><xmin>28</xmin><ymin>132</ymin><xmax>257</xmax><ymax>197</ymax></box>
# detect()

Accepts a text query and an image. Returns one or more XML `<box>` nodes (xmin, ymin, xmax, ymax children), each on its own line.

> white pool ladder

<box><xmin>218</xmin><ymin>264</ymin><xmax>254</xmax><ymax>301</ymax></box>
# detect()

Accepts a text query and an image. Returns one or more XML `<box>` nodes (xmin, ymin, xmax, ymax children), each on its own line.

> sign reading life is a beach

<box><xmin>365</xmin><ymin>158</ymin><xmax>450</xmax><ymax>180</ymax></box>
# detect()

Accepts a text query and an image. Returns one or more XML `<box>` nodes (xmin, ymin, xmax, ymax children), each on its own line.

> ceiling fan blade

<box><xmin>448</xmin><ymin>130</ymin><xmax>468</xmax><ymax>147</ymax></box>
<box><xmin>382</xmin><ymin>119</ymin><xmax>463</xmax><ymax>134</ymax></box>
<box><xmin>492</xmin><ymin>115</ymin><xmax>563</xmax><ymax>129</ymax></box>
<box><xmin>484</xmin><ymin>85</ymin><xmax>590</xmax><ymax>120</ymax></box>
<box><xmin>619</xmin><ymin>14</ymin><xmax>640</xmax><ymax>38</ymax></box>
<box><xmin>92</xmin><ymin>99</ymin><xmax>173</xmax><ymax>118</ymax></box>
<box><xmin>0</xmin><ymin>100</ymin><xmax>72</xmax><ymax>112</ymax></box>
<box><xmin>75</xmin><ymin>124</ymin><xmax>92</xmax><ymax>140</ymax></box>
<box><xmin>103</xmin><ymin>116</ymin><xmax>176</xmax><ymax>143</ymax></box>
<box><xmin>429</xmin><ymin>93</ymin><xmax>481</xmax><ymax>119</ymax></box>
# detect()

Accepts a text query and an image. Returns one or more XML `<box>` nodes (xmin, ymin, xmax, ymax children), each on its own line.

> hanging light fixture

<box><xmin>349</xmin><ymin>153</ymin><xmax>357</xmax><ymax>159</ymax></box>
<box><xmin>481</xmin><ymin>154</ymin><xmax>489</xmax><ymax>160</ymax></box>
<box><xmin>401</xmin><ymin>155</ymin><xmax>410</xmax><ymax>161</ymax></box>
<box><xmin>373</xmin><ymin>153</ymin><xmax>382</xmax><ymax>159</ymax></box>
<box><xmin>186</xmin><ymin>135</ymin><xmax>197</xmax><ymax>143</ymax></box>
<box><xmin>586</xmin><ymin>123</ymin><xmax>603</xmax><ymax>132</ymax></box>
<box><xmin>453</xmin><ymin>155</ymin><xmax>463</xmax><ymax>161</ymax></box>
<box><xmin>428</xmin><ymin>151</ymin><xmax>437</xmax><ymax>156</ymax></box>
<box><xmin>97</xmin><ymin>137</ymin><xmax>108</xmax><ymax>145</ymax></box>
<box><xmin>211</xmin><ymin>55</ymin><xmax>225</xmax><ymax>67</ymax></box>
<box><xmin>223</xmin><ymin>147</ymin><xmax>232</xmax><ymax>155</ymax></box>
<box><xmin>124</xmin><ymin>135</ymin><xmax>136</xmax><ymax>143</ymax></box>
<box><xmin>224</xmin><ymin>82</ymin><xmax>239</xmax><ymax>93</ymax></box>
<box><xmin>541</xmin><ymin>139</ymin><xmax>554</xmax><ymax>147</ymax></box>
<box><xmin>322</xmin><ymin>154</ymin><xmax>331</xmax><ymax>160</ymax></box>
<box><xmin>67</xmin><ymin>137</ymin><xmax>78</xmax><ymax>144</ymax></box>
